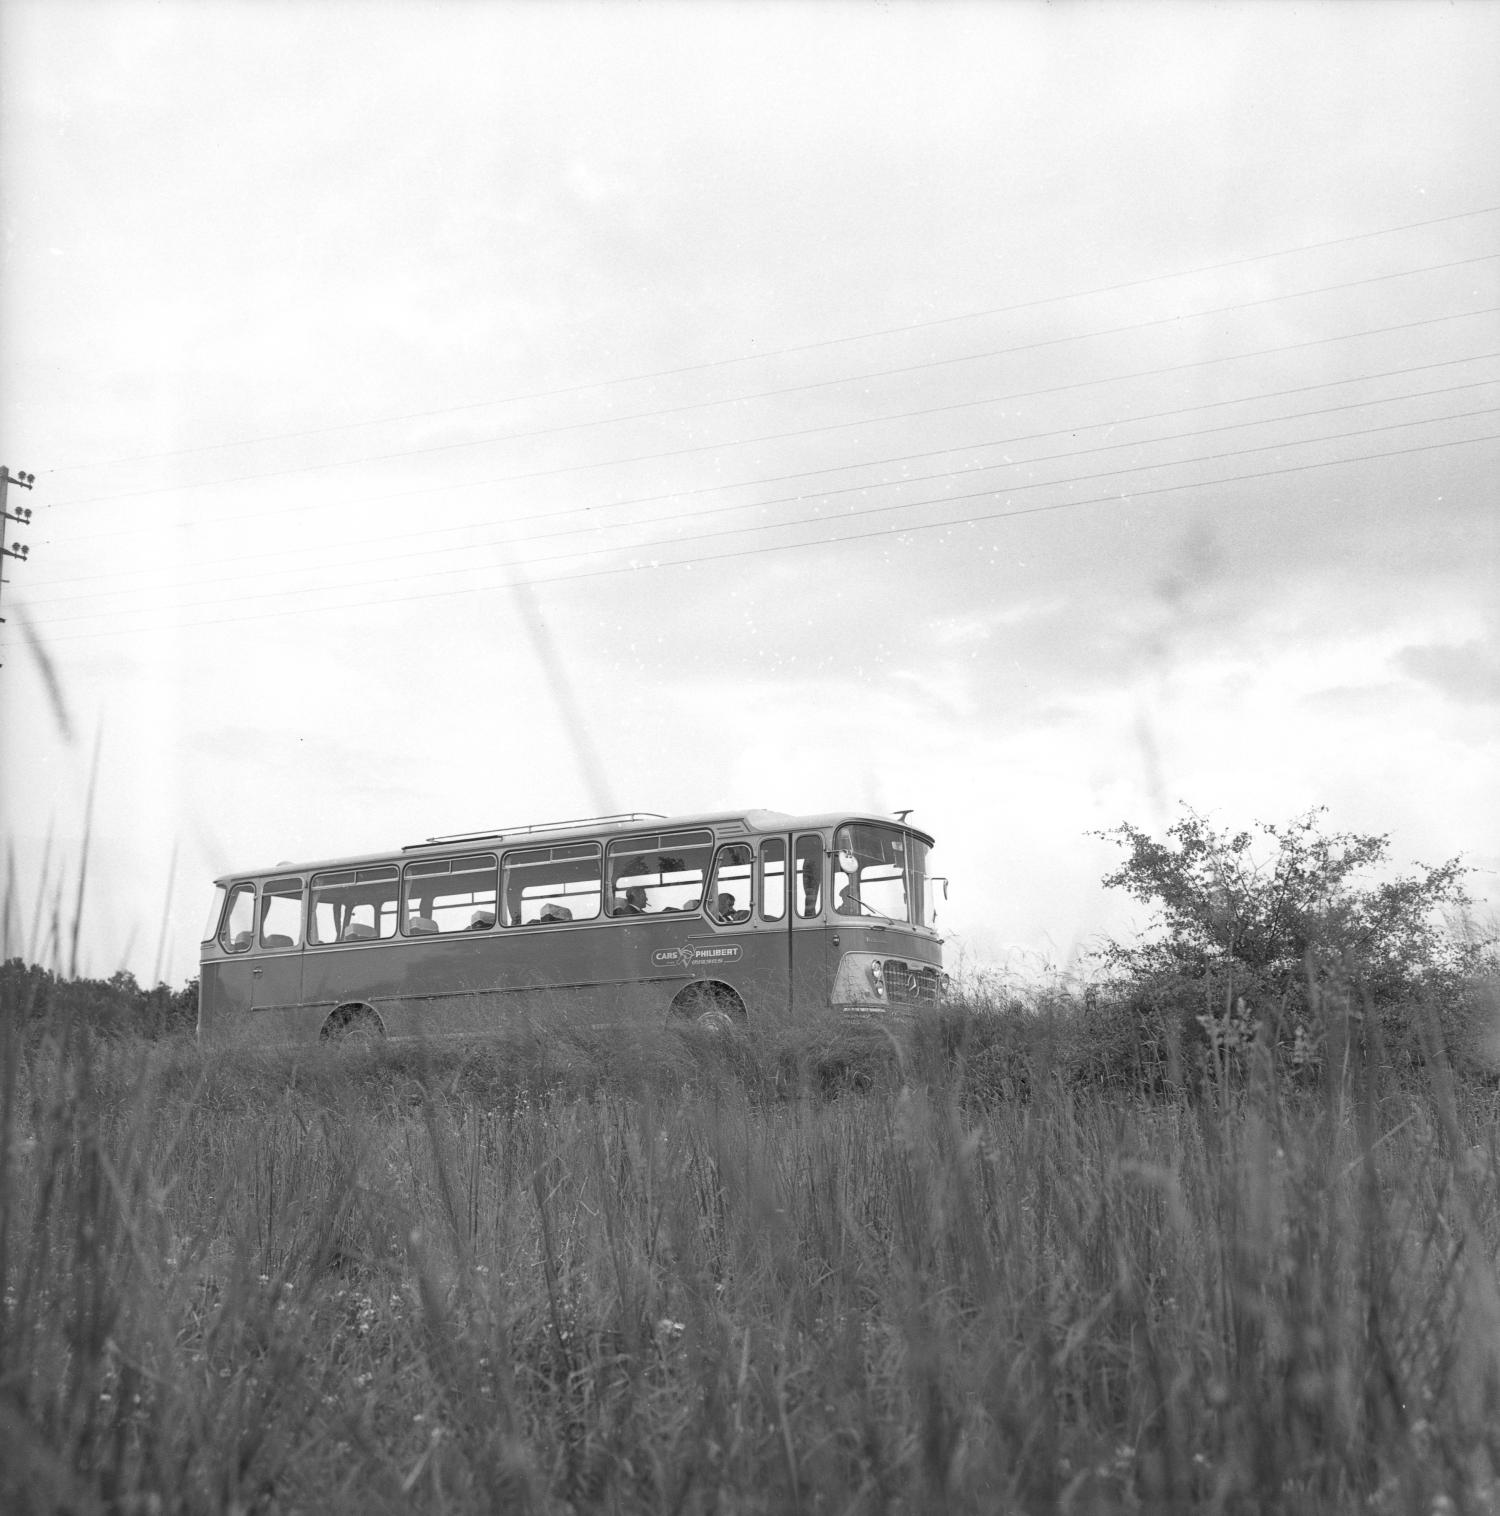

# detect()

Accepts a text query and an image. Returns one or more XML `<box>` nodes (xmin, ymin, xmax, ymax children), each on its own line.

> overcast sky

<box><xmin>1</xmin><ymin>0</ymin><xmax>1496</xmax><ymax>989</ymax></box>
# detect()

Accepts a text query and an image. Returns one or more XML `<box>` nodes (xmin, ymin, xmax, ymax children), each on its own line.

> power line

<box><xmin>24</xmin><ymin>373</ymin><xmax>1500</xmax><ymax>610</ymax></box>
<box><xmin>40</xmin><ymin>203</ymin><xmax>1500</xmax><ymax>478</ymax></box>
<box><xmin>41</xmin><ymin>303</ymin><xmax>1500</xmax><ymax>564</ymax></box>
<box><xmin>23</xmin><ymin>421</ymin><xmax>1498</xmax><ymax>641</ymax></box>
<box><xmin>43</xmin><ymin>255</ymin><xmax>1499</xmax><ymax>511</ymax></box>
<box><xmin>43</xmin><ymin>346</ymin><xmax>1500</xmax><ymax>566</ymax></box>
<box><xmin>29</xmin><ymin>428</ymin><xmax>1499</xmax><ymax>648</ymax></box>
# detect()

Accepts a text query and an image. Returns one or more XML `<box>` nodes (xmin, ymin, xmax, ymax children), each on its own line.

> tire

<box><xmin>671</xmin><ymin>982</ymin><xmax>745</xmax><ymax>1031</ymax></box>
<box><xmin>320</xmin><ymin>1005</ymin><xmax>385</xmax><ymax>1044</ymax></box>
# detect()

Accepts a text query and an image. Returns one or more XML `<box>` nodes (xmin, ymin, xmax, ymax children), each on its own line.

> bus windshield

<box><xmin>832</xmin><ymin>824</ymin><xmax>930</xmax><ymax>926</ymax></box>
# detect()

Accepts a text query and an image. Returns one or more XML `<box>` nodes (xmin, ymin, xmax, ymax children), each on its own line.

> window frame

<box><xmin>257</xmin><ymin>876</ymin><xmax>305</xmax><ymax>951</ymax></box>
<box><xmin>794</xmin><ymin>834</ymin><xmax>825</xmax><ymax>920</ymax></box>
<box><xmin>501</xmin><ymin>841</ymin><xmax>603</xmax><ymax>927</ymax></box>
<box><xmin>605</xmin><ymin>829</ymin><xmax>714</xmax><ymax>919</ymax></box>
<box><xmin>758</xmin><ymin>837</ymin><xmax>787</xmax><ymax>922</ymax></box>
<box><xmin>218</xmin><ymin>881</ymin><xmax>256</xmax><ymax>954</ymax></box>
<box><xmin>308</xmin><ymin>864</ymin><xmax>400</xmax><ymax>946</ymax></box>
<box><xmin>705</xmin><ymin>841</ymin><xmax>755</xmax><ymax>925</ymax></box>
<box><xmin>399</xmin><ymin>852</ymin><xmax>499</xmax><ymax>937</ymax></box>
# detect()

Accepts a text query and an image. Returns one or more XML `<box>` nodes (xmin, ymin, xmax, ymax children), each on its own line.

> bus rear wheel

<box><xmin>320</xmin><ymin>1005</ymin><xmax>384</xmax><ymax>1044</ymax></box>
<box><xmin>672</xmin><ymin>982</ymin><xmax>745</xmax><ymax>1031</ymax></box>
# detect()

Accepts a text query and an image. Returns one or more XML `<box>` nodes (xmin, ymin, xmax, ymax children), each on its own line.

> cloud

<box><xmin>1395</xmin><ymin>639</ymin><xmax>1500</xmax><ymax>705</ymax></box>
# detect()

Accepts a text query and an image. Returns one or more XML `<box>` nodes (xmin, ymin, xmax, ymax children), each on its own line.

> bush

<box><xmin>1090</xmin><ymin>806</ymin><xmax>1492</xmax><ymax>1084</ymax></box>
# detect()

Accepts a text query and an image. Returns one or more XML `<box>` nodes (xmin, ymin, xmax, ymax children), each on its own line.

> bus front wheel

<box><xmin>320</xmin><ymin>1005</ymin><xmax>385</xmax><ymax>1044</ymax></box>
<box><xmin>671</xmin><ymin>982</ymin><xmax>745</xmax><ymax>1031</ymax></box>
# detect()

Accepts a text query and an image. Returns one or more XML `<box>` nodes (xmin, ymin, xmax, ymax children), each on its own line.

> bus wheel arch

<box><xmin>671</xmin><ymin>981</ymin><xmax>746</xmax><ymax>1030</ymax></box>
<box><xmin>320</xmin><ymin>1003</ymin><xmax>385</xmax><ymax>1043</ymax></box>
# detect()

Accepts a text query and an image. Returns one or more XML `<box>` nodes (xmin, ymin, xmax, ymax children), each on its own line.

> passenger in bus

<box><xmin>469</xmin><ymin>910</ymin><xmax>496</xmax><ymax>930</ymax></box>
<box><xmin>614</xmin><ymin>886</ymin><xmax>648</xmax><ymax>916</ymax></box>
<box><xmin>708</xmin><ymin>892</ymin><xmax>749</xmax><ymax>924</ymax></box>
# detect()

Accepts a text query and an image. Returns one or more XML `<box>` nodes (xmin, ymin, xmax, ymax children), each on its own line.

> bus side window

<box><xmin>502</xmin><ymin>843</ymin><xmax>601</xmax><ymax>925</ymax></box>
<box><xmin>219</xmin><ymin>882</ymin><xmax>255</xmax><ymax>953</ymax></box>
<box><xmin>308</xmin><ymin>866</ymin><xmax>397</xmax><ymax>944</ymax></box>
<box><xmin>794</xmin><ymin>835</ymin><xmax>823</xmax><ymax>918</ymax></box>
<box><xmin>706</xmin><ymin>843</ymin><xmax>753</xmax><ymax>924</ymax></box>
<box><xmin>606</xmin><ymin>830</ymin><xmax>713</xmax><ymax>916</ymax></box>
<box><xmin>401</xmin><ymin>854</ymin><xmax>498</xmax><ymax>935</ymax></box>
<box><xmin>258</xmin><ymin>877</ymin><xmax>303</xmax><ymax>949</ymax></box>
<box><xmin>759</xmin><ymin>838</ymin><xmax>786</xmax><ymax>921</ymax></box>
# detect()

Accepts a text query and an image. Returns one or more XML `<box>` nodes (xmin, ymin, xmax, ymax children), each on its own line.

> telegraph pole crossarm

<box><xmin>0</xmin><ymin>465</ymin><xmax>38</xmax><ymax>667</ymax></box>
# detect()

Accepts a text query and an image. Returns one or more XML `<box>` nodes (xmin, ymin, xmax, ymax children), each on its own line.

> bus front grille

<box><xmin>885</xmin><ymin>962</ymin><xmax>942</xmax><ymax>1007</ymax></box>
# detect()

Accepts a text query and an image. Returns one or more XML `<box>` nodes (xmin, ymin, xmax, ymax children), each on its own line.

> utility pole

<box><xmin>0</xmin><ymin>465</ymin><xmax>37</xmax><ymax>667</ymax></box>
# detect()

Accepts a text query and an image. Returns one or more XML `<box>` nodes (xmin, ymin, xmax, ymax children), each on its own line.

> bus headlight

<box><xmin>831</xmin><ymin>952</ymin><xmax>891</xmax><ymax>1009</ymax></box>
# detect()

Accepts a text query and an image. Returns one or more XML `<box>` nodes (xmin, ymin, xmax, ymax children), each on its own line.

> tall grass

<box><xmin>3</xmin><ymin>990</ymin><xmax>1499</xmax><ymax>1514</ymax></box>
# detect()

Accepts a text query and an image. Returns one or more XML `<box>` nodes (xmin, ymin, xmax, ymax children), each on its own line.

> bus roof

<box><xmin>214</xmin><ymin>808</ymin><xmax>936</xmax><ymax>885</ymax></box>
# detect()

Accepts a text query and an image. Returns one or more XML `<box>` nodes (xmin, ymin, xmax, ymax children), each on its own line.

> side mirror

<box><xmin>836</xmin><ymin>850</ymin><xmax>858</xmax><ymax>875</ymax></box>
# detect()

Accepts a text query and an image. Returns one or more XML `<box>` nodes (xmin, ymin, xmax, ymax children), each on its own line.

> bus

<box><xmin>197</xmin><ymin>808</ymin><xmax>945</xmax><ymax>1043</ymax></box>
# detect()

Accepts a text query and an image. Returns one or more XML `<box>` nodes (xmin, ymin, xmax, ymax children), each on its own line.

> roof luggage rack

<box><xmin>404</xmin><ymin>812</ymin><xmax>666</xmax><ymax>852</ymax></box>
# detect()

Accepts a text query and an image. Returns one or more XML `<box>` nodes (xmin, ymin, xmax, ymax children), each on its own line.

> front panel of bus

<box><xmin>821</xmin><ymin>821</ymin><xmax>944</xmax><ymax>1013</ymax></box>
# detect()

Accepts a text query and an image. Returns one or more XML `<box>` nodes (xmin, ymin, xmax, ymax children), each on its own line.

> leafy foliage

<box><xmin>1092</xmin><ymin>807</ymin><xmax>1488</xmax><ymax>1080</ymax></box>
<box><xmin>0</xmin><ymin>957</ymin><xmax>198</xmax><ymax>1040</ymax></box>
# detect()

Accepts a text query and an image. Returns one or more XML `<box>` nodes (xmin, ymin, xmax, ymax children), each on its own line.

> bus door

<box><xmin>790</xmin><ymin>832</ymin><xmax>830</xmax><ymax>1014</ymax></box>
<box><xmin>208</xmin><ymin>880</ymin><xmax>260</xmax><ymax>1019</ymax></box>
<box><xmin>251</xmin><ymin>876</ymin><xmax>306</xmax><ymax>1018</ymax></box>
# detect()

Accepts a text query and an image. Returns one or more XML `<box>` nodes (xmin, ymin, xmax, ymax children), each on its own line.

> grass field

<box><xmin>4</xmin><ymin>994</ymin><xmax>1499</xmax><ymax>1515</ymax></box>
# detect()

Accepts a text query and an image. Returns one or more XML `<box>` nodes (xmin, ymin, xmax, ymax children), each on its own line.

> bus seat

<box><xmin>230</xmin><ymin>931</ymin><xmax>253</xmax><ymax>950</ymax></box>
<box><xmin>407</xmin><ymin>917</ymin><xmax>440</xmax><ymax>935</ymax></box>
<box><xmin>469</xmin><ymin>911</ymin><xmax>496</xmax><ymax>930</ymax></box>
<box><xmin>343</xmin><ymin>922</ymin><xmax>377</xmax><ymax>941</ymax></box>
<box><xmin>261</xmin><ymin>934</ymin><xmax>294</xmax><ymax>949</ymax></box>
